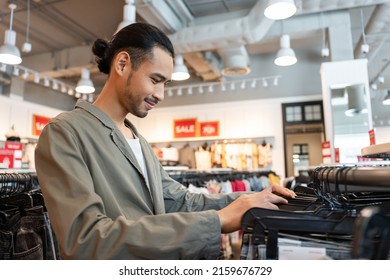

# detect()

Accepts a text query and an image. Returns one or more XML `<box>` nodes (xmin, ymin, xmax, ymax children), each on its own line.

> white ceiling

<box><xmin>0</xmin><ymin>0</ymin><xmax>389</xmax><ymax>126</ymax></box>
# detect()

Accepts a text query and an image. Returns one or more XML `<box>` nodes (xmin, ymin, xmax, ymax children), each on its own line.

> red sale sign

<box><xmin>173</xmin><ymin>118</ymin><xmax>197</xmax><ymax>138</ymax></box>
<box><xmin>199</xmin><ymin>121</ymin><xmax>219</xmax><ymax>137</ymax></box>
<box><xmin>32</xmin><ymin>114</ymin><xmax>51</xmax><ymax>136</ymax></box>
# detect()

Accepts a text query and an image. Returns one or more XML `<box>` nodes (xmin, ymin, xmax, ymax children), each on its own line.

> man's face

<box><xmin>121</xmin><ymin>47</ymin><xmax>173</xmax><ymax>118</ymax></box>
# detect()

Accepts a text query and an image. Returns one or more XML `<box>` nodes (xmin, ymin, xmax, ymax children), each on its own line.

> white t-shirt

<box><xmin>126</xmin><ymin>137</ymin><xmax>150</xmax><ymax>190</ymax></box>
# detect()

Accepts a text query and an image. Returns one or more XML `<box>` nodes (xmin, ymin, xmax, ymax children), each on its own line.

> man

<box><xmin>35</xmin><ymin>22</ymin><xmax>295</xmax><ymax>260</ymax></box>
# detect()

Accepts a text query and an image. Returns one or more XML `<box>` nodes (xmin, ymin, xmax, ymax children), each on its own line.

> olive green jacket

<box><xmin>35</xmin><ymin>99</ymin><xmax>240</xmax><ymax>259</ymax></box>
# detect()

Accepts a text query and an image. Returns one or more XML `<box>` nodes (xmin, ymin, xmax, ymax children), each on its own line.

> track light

<box><xmin>0</xmin><ymin>3</ymin><xmax>22</xmax><ymax>65</ymax></box>
<box><xmin>44</xmin><ymin>77</ymin><xmax>50</xmax><ymax>87</ymax></box>
<box><xmin>34</xmin><ymin>73</ymin><xmax>40</xmax><ymax>84</ymax></box>
<box><xmin>264</xmin><ymin>0</ymin><xmax>297</xmax><ymax>20</ymax></box>
<box><xmin>251</xmin><ymin>80</ymin><xmax>257</xmax><ymax>88</ymax></box>
<box><xmin>275</xmin><ymin>34</ymin><xmax>297</xmax><ymax>66</ymax></box>
<box><xmin>22</xmin><ymin>70</ymin><xmax>29</xmax><ymax>79</ymax></box>
<box><xmin>76</xmin><ymin>68</ymin><xmax>95</xmax><ymax>94</ymax></box>
<box><xmin>172</xmin><ymin>55</ymin><xmax>190</xmax><ymax>81</ymax></box>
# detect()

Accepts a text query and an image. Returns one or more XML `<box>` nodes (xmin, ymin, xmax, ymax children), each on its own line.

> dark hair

<box><xmin>92</xmin><ymin>22</ymin><xmax>175</xmax><ymax>74</ymax></box>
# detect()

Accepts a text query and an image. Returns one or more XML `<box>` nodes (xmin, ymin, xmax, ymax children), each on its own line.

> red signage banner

<box><xmin>173</xmin><ymin>118</ymin><xmax>197</xmax><ymax>138</ymax></box>
<box><xmin>369</xmin><ymin>129</ymin><xmax>376</xmax><ymax>145</ymax></box>
<box><xmin>32</xmin><ymin>114</ymin><xmax>51</xmax><ymax>136</ymax></box>
<box><xmin>199</xmin><ymin>121</ymin><xmax>219</xmax><ymax>137</ymax></box>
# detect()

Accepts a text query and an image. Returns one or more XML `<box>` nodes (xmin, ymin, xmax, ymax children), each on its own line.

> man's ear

<box><xmin>114</xmin><ymin>51</ymin><xmax>130</xmax><ymax>75</ymax></box>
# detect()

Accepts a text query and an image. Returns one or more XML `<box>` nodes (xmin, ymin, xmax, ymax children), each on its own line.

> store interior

<box><xmin>0</xmin><ymin>0</ymin><xmax>389</xmax><ymax>260</ymax></box>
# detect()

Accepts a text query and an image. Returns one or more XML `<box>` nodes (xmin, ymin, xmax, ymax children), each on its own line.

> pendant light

<box><xmin>264</xmin><ymin>0</ymin><xmax>297</xmax><ymax>20</ymax></box>
<box><xmin>274</xmin><ymin>34</ymin><xmax>297</xmax><ymax>66</ymax></box>
<box><xmin>0</xmin><ymin>2</ymin><xmax>22</xmax><ymax>65</ymax></box>
<box><xmin>75</xmin><ymin>68</ymin><xmax>95</xmax><ymax>94</ymax></box>
<box><xmin>22</xmin><ymin>0</ymin><xmax>32</xmax><ymax>53</ymax></box>
<box><xmin>116</xmin><ymin>0</ymin><xmax>136</xmax><ymax>32</ymax></box>
<box><xmin>172</xmin><ymin>54</ymin><xmax>190</xmax><ymax>81</ymax></box>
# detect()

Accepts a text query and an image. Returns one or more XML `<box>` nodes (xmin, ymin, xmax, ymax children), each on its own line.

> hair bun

<box><xmin>92</xmin><ymin>39</ymin><xmax>110</xmax><ymax>74</ymax></box>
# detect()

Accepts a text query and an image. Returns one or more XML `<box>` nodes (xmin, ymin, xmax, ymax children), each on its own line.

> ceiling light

<box><xmin>88</xmin><ymin>95</ymin><xmax>94</xmax><ymax>103</ymax></box>
<box><xmin>262</xmin><ymin>79</ymin><xmax>268</xmax><ymax>87</ymax></box>
<box><xmin>61</xmin><ymin>84</ymin><xmax>67</xmax><ymax>93</ymax></box>
<box><xmin>22</xmin><ymin>70</ymin><xmax>29</xmax><ymax>79</ymax></box>
<box><xmin>187</xmin><ymin>87</ymin><xmax>193</xmax><ymax>95</ymax></box>
<box><xmin>76</xmin><ymin>68</ymin><xmax>95</xmax><ymax>94</ymax></box>
<box><xmin>172</xmin><ymin>55</ymin><xmax>190</xmax><ymax>81</ymax></box>
<box><xmin>251</xmin><ymin>80</ymin><xmax>257</xmax><ymax>88</ymax></box>
<box><xmin>34</xmin><ymin>73</ymin><xmax>40</xmax><ymax>84</ymax></box>
<box><xmin>321</xmin><ymin>47</ymin><xmax>330</xmax><ymax>58</ymax></box>
<box><xmin>274</xmin><ymin>34</ymin><xmax>297</xmax><ymax>66</ymax></box>
<box><xmin>52</xmin><ymin>80</ymin><xmax>59</xmax><ymax>90</ymax></box>
<box><xmin>345</xmin><ymin>84</ymin><xmax>368</xmax><ymax>117</ymax></box>
<box><xmin>22</xmin><ymin>0</ymin><xmax>32</xmax><ymax>53</ymax></box>
<box><xmin>117</xmin><ymin>0</ymin><xmax>136</xmax><ymax>32</ymax></box>
<box><xmin>360</xmin><ymin>8</ymin><xmax>369</xmax><ymax>55</ymax></box>
<box><xmin>377</xmin><ymin>76</ymin><xmax>385</xmax><ymax>84</ymax></box>
<box><xmin>220</xmin><ymin>46</ymin><xmax>250</xmax><ymax>77</ymax></box>
<box><xmin>383</xmin><ymin>91</ymin><xmax>390</xmax><ymax>105</ymax></box>
<box><xmin>198</xmin><ymin>86</ymin><xmax>204</xmax><ymax>93</ymax></box>
<box><xmin>13</xmin><ymin>67</ymin><xmax>19</xmax><ymax>76</ymax></box>
<box><xmin>44</xmin><ymin>77</ymin><xmax>50</xmax><ymax>87</ymax></box>
<box><xmin>264</xmin><ymin>0</ymin><xmax>297</xmax><ymax>20</ymax></box>
<box><xmin>0</xmin><ymin>3</ymin><xmax>22</xmax><ymax>65</ymax></box>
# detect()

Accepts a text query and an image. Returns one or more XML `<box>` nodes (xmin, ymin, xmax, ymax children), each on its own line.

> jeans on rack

<box><xmin>0</xmin><ymin>205</ymin><xmax>59</xmax><ymax>260</ymax></box>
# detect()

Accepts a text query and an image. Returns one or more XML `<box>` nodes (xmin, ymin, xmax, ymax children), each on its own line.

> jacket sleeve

<box><xmin>35</xmin><ymin>120</ymin><xmax>222</xmax><ymax>260</ymax></box>
<box><xmin>160</xmin><ymin>166</ymin><xmax>243</xmax><ymax>213</ymax></box>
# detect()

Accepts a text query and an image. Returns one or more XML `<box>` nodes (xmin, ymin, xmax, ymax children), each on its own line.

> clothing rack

<box><xmin>168</xmin><ymin>169</ymin><xmax>277</xmax><ymax>181</ymax></box>
<box><xmin>0</xmin><ymin>172</ymin><xmax>39</xmax><ymax>198</ymax></box>
<box><xmin>0</xmin><ymin>172</ymin><xmax>60</xmax><ymax>260</ymax></box>
<box><xmin>240</xmin><ymin>164</ymin><xmax>390</xmax><ymax>260</ymax></box>
<box><xmin>311</xmin><ymin>164</ymin><xmax>390</xmax><ymax>193</ymax></box>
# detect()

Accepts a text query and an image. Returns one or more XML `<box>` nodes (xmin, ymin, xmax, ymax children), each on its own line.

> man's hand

<box><xmin>217</xmin><ymin>185</ymin><xmax>296</xmax><ymax>233</ymax></box>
